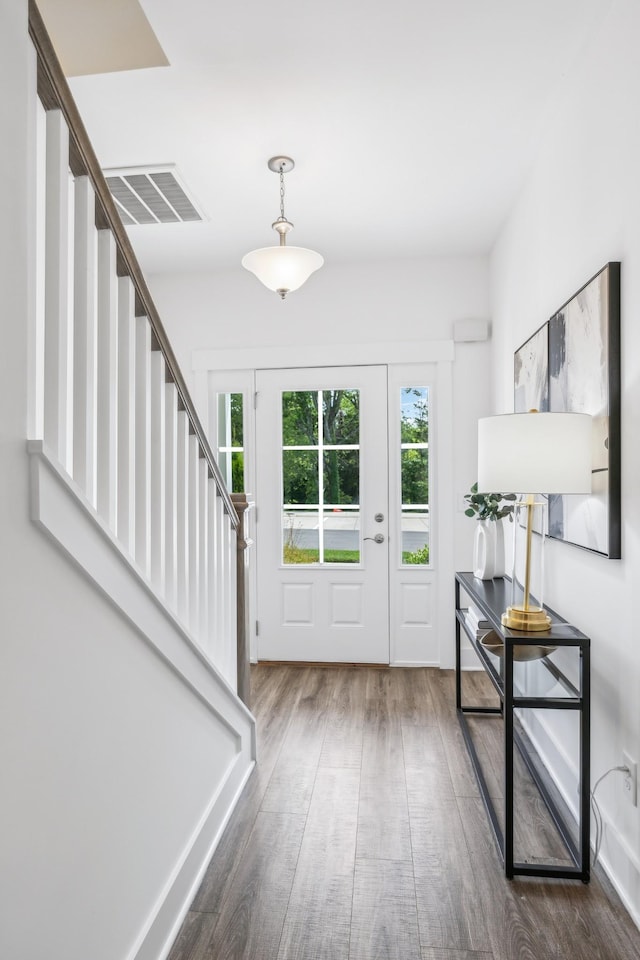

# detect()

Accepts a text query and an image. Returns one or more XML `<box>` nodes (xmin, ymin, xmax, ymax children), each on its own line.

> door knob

<box><xmin>364</xmin><ymin>533</ymin><xmax>385</xmax><ymax>544</ymax></box>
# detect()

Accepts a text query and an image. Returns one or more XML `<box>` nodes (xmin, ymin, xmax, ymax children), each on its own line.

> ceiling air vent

<box><xmin>102</xmin><ymin>165</ymin><xmax>205</xmax><ymax>226</ymax></box>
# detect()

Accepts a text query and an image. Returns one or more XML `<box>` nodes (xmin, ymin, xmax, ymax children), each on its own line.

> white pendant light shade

<box><xmin>242</xmin><ymin>245</ymin><xmax>324</xmax><ymax>296</ymax></box>
<box><xmin>242</xmin><ymin>156</ymin><xmax>323</xmax><ymax>298</ymax></box>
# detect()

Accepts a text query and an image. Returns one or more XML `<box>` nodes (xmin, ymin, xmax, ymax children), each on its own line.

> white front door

<box><xmin>255</xmin><ymin>365</ymin><xmax>390</xmax><ymax>662</ymax></box>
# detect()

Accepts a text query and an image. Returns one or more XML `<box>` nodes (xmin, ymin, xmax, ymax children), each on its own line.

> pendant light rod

<box><xmin>269</xmin><ymin>157</ymin><xmax>294</xmax><ymax>246</ymax></box>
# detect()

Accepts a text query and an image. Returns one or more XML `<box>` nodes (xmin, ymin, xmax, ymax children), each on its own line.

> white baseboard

<box><xmin>391</xmin><ymin>659</ymin><xmax>441</xmax><ymax>667</ymax></box>
<box><xmin>135</xmin><ymin>755</ymin><xmax>255</xmax><ymax>960</ymax></box>
<box><xmin>596</xmin><ymin>813</ymin><xmax>640</xmax><ymax>932</ymax></box>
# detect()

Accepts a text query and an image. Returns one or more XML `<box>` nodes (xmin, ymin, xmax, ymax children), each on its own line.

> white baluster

<box><xmin>135</xmin><ymin>317</ymin><xmax>151</xmax><ymax>577</ymax></box>
<box><xmin>150</xmin><ymin>350</ymin><xmax>166</xmax><ymax>594</ymax></box>
<box><xmin>225</xmin><ymin>512</ymin><xmax>238</xmax><ymax>687</ymax></box>
<box><xmin>44</xmin><ymin>110</ymin><xmax>74</xmax><ymax>472</ymax></box>
<box><xmin>30</xmin><ymin>98</ymin><xmax>47</xmax><ymax>441</ymax></box>
<box><xmin>198</xmin><ymin>457</ymin><xmax>210</xmax><ymax>649</ymax></box>
<box><xmin>116</xmin><ymin>277</ymin><xmax>136</xmax><ymax>554</ymax></box>
<box><xmin>188</xmin><ymin>435</ymin><xmax>201</xmax><ymax>639</ymax></box>
<box><xmin>215</xmin><ymin>492</ymin><xmax>225</xmax><ymax>657</ymax></box>
<box><xmin>96</xmin><ymin>230</ymin><xmax>118</xmax><ymax>531</ymax></box>
<box><xmin>164</xmin><ymin>383</ymin><xmax>178</xmax><ymax>614</ymax></box>
<box><xmin>72</xmin><ymin>176</ymin><xmax>98</xmax><ymax>506</ymax></box>
<box><xmin>176</xmin><ymin>410</ymin><xmax>190</xmax><ymax>626</ymax></box>
<box><xmin>207</xmin><ymin>478</ymin><xmax>219</xmax><ymax>663</ymax></box>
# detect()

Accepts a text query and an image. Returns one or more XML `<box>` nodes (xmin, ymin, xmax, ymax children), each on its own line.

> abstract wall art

<box><xmin>514</xmin><ymin>322</ymin><xmax>549</xmax><ymax>414</ymax></box>
<box><xmin>513</xmin><ymin>262</ymin><xmax>621</xmax><ymax>558</ymax></box>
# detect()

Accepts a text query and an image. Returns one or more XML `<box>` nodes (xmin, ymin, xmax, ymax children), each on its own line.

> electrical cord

<box><xmin>590</xmin><ymin>765</ymin><xmax>630</xmax><ymax>867</ymax></box>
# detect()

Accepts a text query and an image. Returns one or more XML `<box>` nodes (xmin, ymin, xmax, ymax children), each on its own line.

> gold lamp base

<box><xmin>501</xmin><ymin>605</ymin><xmax>551</xmax><ymax>632</ymax></box>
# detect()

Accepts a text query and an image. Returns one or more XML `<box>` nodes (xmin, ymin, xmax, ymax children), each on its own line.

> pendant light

<box><xmin>242</xmin><ymin>156</ymin><xmax>324</xmax><ymax>299</ymax></box>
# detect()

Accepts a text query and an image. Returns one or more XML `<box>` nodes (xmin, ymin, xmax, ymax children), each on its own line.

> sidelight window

<box><xmin>400</xmin><ymin>387</ymin><xmax>430</xmax><ymax>565</ymax></box>
<box><xmin>216</xmin><ymin>392</ymin><xmax>245</xmax><ymax>492</ymax></box>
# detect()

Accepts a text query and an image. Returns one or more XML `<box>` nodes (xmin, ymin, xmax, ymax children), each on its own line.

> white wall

<box><xmin>150</xmin><ymin>255</ymin><xmax>488</xmax><ymax>369</ymax></box>
<box><xmin>150</xmin><ymin>254</ymin><xmax>494</xmax><ymax>663</ymax></box>
<box><xmin>0</xmin><ymin>6</ymin><xmax>253</xmax><ymax>959</ymax></box>
<box><xmin>490</xmin><ymin>0</ymin><xmax>640</xmax><ymax>924</ymax></box>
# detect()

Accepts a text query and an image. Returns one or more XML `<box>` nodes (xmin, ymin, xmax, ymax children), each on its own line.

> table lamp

<box><xmin>477</xmin><ymin>411</ymin><xmax>592</xmax><ymax>631</ymax></box>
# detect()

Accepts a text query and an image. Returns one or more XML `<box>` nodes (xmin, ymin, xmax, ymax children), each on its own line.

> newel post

<box><xmin>231</xmin><ymin>493</ymin><xmax>254</xmax><ymax>708</ymax></box>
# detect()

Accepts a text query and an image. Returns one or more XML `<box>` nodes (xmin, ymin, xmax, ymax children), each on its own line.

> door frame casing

<box><xmin>194</xmin><ymin>339</ymin><xmax>456</xmax><ymax>667</ymax></box>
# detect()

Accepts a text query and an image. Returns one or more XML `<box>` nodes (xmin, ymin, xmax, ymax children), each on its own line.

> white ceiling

<box><xmin>57</xmin><ymin>0</ymin><xmax>612</xmax><ymax>278</ymax></box>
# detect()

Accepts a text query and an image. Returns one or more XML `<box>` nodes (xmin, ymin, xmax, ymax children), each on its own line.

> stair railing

<box><xmin>28</xmin><ymin>0</ymin><xmax>248</xmax><ymax>694</ymax></box>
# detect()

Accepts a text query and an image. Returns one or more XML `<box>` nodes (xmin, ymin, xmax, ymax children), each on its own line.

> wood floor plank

<box><xmin>411</xmin><ymin>801</ymin><xmax>492</xmax><ymax>952</ymax></box>
<box><xmin>350</xmin><ymin>858</ymin><xmax>422</xmax><ymax>960</ymax></box>
<box><xmin>319</xmin><ymin>666</ymin><xmax>367</xmax><ymax>769</ymax></box>
<box><xmin>362</xmin><ymin>672</ymin><xmax>406</xmax><ymax>777</ymax></box>
<box><xmin>277</xmin><ymin>767</ymin><xmax>360</xmax><ymax>960</ymax></box>
<box><xmin>359</xmin><ymin>678</ymin><xmax>412</xmax><ymax>861</ymax></box>
<box><xmin>426</xmin><ymin>669</ymin><xmax>481</xmax><ymax>799</ymax></box>
<box><xmin>201</xmin><ymin>811</ymin><xmax>306</xmax><ymax>960</ymax></box>
<box><xmin>464</xmin><ymin>714</ymin><xmax>503</xmax><ymax>801</ymax></box>
<box><xmin>402</xmin><ymin>721</ymin><xmax>456</xmax><ymax>814</ymax></box>
<box><xmin>167</xmin><ymin>911</ymin><xmax>218</xmax><ymax>960</ymax></box>
<box><xmin>421</xmin><ymin>951</ymin><xmax>495</xmax><ymax>960</ymax></box>
<box><xmin>388</xmin><ymin>667</ymin><xmax>435</xmax><ymax>725</ymax></box>
<box><xmin>260</xmin><ymin>667</ymin><xmax>332</xmax><ymax>815</ymax></box>
<box><xmin>357</xmin><ymin>773</ymin><xmax>412</xmax><ymax>861</ymax></box>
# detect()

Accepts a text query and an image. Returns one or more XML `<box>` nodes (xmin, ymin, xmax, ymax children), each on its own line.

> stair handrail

<box><xmin>28</xmin><ymin>0</ymin><xmax>238</xmax><ymax>530</ymax></box>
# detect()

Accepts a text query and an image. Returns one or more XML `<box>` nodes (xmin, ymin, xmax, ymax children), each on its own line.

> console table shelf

<box><xmin>455</xmin><ymin>572</ymin><xmax>590</xmax><ymax>882</ymax></box>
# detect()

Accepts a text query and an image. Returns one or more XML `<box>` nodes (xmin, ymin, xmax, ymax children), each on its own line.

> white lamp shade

<box><xmin>478</xmin><ymin>412</ymin><xmax>593</xmax><ymax>494</ymax></box>
<box><xmin>241</xmin><ymin>245</ymin><xmax>324</xmax><ymax>294</ymax></box>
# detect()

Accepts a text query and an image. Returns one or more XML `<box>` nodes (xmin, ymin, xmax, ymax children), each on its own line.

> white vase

<box><xmin>493</xmin><ymin>518</ymin><xmax>507</xmax><ymax>578</ymax></box>
<box><xmin>473</xmin><ymin>519</ymin><xmax>496</xmax><ymax>580</ymax></box>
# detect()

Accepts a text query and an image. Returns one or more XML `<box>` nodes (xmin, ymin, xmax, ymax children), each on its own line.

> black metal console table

<box><xmin>455</xmin><ymin>572</ymin><xmax>590</xmax><ymax>882</ymax></box>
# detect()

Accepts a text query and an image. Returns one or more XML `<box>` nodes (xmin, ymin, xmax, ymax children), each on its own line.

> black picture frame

<box><xmin>513</xmin><ymin>262</ymin><xmax>621</xmax><ymax>558</ymax></box>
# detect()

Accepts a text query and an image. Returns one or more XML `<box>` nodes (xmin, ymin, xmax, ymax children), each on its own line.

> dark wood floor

<box><xmin>168</xmin><ymin>665</ymin><xmax>640</xmax><ymax>960</ymax></box>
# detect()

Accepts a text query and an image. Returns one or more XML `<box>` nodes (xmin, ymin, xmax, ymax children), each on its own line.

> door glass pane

<box><xmin>230</xmin><ymin>392</ymin><xmax>243</xmax><ymax>445</ymax></box>
<box><xmin>400</xmin><ymin>387</ymin><xmax>430</xmax><ymax>565</ymax></box>
<box><xmin>323</xmin><ymin>507</ymin><xmax>360</xmax><ymax>563</ymax></box>
<box><xmin>401</xmin><ymin>448</ymin><xmax>428</xmax><ymax>504</ymax></box>
<box><xmin>283</xmin><ymin>450</ymin><xmax>319</xmax><ymax>505</ymax></box>
<box><xmin>231</xmin><ymin>451</ymin><xmax>244</xmax><ymax>492</ymax></box>
<box><xmin>401</xmin><ymin>387</ymin><xmax>428</xmax><ymax>443</ymax></box>
<box><xmin>282</xmin><ymin>391</ymin><xmax>319</xmax><ymax>445</ymax></box>
<box><xmin>217</xmin><ymin>392</ymin><xmax>245</xmax><ymax>492</ymax></box>
<box><xmin>322</xmin><ymin>389</ymin><xmax>359</xmax><ymax>444</ymax></box>
<box><xmin>323</xmin><ymin>450</ymin><xmax>359</xmax><ymax>505</ymax></box>
<box><xmin>401</xmin><ymin>510</ymin><xmax>430</xmax><ymax>564</ymax></box>
<box><xmin>282</xmin><ymin>388</ymin><xmax>361</xmax><ymax>564</ymax></box>
<box><xmin>283</xmin><ymin>509</ymin><xmax>319</xmax><ymax>564</ymax></box>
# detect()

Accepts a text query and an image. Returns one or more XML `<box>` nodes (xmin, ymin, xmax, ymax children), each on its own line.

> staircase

<box><xmin>0</xmin><ymin>5</ymin><xmax>255</xmax><ymax>960</ymax></box>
